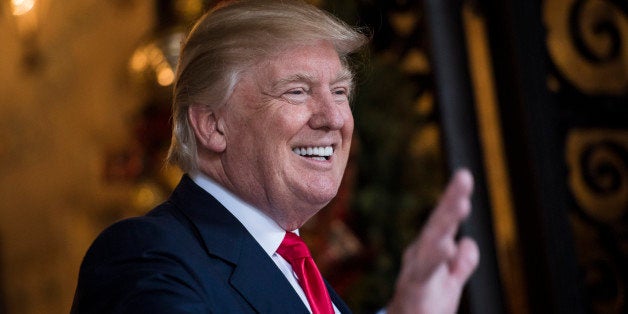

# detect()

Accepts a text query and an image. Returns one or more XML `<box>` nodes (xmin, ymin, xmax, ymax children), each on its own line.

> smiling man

<box><xmin>193</xmin><ymin>41</ymin><xmax>354</xmax><ymax>231</ymax></box>
<box><xmin>72</xmin><ymin>1</ymin><xmax>479</xmax><ymax>313</ymax></box>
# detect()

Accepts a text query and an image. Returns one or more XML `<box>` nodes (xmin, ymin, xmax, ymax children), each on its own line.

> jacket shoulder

<box><xmin>72</xmin><ymin>203</ymin><xmax>213</xmax><ymax>313</ymax></box>
<box><xmin>82</xmin><ymin>203</ymin><xmax>194</xmax><ymax>264</ymax></box>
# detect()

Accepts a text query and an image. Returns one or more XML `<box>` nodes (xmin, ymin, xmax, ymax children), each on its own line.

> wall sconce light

<box><xmin>8</xmin><ymin>0</ymin><xmax>49</xmax><ymax>72</ymax></box>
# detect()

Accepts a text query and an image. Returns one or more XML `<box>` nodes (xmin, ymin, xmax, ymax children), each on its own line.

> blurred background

<box><xmin>0</xmin><ymin>0</ymin><xmax>626</xmax><ymax>313</ymax></box>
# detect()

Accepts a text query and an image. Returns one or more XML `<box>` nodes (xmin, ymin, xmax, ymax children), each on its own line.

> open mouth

<box><xmin>292</xmin><ymin>146</ymin><xmax>333</xmax><ymax>161</ymax></box>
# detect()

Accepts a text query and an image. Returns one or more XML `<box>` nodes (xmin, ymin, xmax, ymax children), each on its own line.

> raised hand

<box><xmin>386</xmin><ymin>169</ymin><xmax>480</xmax><ymax>314</ymax></box>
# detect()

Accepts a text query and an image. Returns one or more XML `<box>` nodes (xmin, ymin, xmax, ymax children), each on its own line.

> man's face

<box><xmin>218</xmin><ymin>41</ymin><xmax>354</xmax><ymax>229</ymax></box>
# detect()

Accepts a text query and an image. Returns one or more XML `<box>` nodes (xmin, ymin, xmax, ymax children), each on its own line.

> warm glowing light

<box><xmin>11</xmin><ymin>0</ymin><xmax>36</xmax><ymax>16</ymax></box>
<box><xmin>131</xmin><ymin>183</ymin><xmax>163</xmax><ymax>211</ymax></box>
<box><xmin>175</xmin><ymin>0</ymin><xmax>203</xmax><ymax>21</ymax></box>
<box><xmin>157</xmin><ymin>65</ymin><xmax>175</xmax><ymax>86</ymax></box>
<box><xmin>129</xmin><ymin>37</ymin><xmax>182</xmax><ymax>87</ymax></box>
<box><xmin>129</xmin><ymin>50</ymin><xmax>149</xmax><ymax>72</ymax></box>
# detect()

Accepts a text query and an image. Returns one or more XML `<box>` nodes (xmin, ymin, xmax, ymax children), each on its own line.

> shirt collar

<box><xmin>190</xmin><ymin>172</ymin><xmax>291</xmax><ymax>257</ymax></box>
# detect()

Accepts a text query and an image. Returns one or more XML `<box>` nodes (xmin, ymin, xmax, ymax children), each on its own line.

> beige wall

<box><xmin>0</xmin><ymin>1</ymin><xmax>154</xmax><ymax>313</ymax></box>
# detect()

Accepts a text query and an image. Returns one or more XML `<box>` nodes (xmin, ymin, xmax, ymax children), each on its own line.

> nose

<box><xmin>308</xmin><ymin>93</ymin><xmax>346</xmax><ymax>130</ymax></box>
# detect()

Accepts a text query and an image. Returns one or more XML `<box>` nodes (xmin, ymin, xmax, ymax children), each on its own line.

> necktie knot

<box><xmin>276</xmin><ymin>231</ymin><xmax>311</xmax><ymax>260</ymax></box>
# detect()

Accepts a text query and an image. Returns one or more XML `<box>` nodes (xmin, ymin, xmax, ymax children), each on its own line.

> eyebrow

<box><xmin>271</xmin><ymin>68</ymin><xmax>354</xmax><ymax>90</ymax></box>
<box><xmin>334</xmin><ymin>68</ymin><xmax>354</xmax><ymax>85</ymax></box>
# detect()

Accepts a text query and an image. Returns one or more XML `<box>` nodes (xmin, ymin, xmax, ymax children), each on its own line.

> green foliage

<box><xmin>343</xmin><ymin>56</ymin><xmax>446</xmax><ymax>312</ymax></box>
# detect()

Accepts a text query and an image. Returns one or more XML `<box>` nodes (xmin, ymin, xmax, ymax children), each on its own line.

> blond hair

<box><xmin>167</xmin><ymin>0</ymin><xmax>368</xmax><ymax>173</ymax></box>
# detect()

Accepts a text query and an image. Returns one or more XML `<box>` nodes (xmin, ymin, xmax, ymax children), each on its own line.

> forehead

<box><xmin>253</xmin><ymin>41</ymin><xmax>350</xmax><ymax>83</ymax></box>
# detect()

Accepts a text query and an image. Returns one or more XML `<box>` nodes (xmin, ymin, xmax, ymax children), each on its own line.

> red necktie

<box><xmin>276</xmin><ymin>232</ymin><xmax>334</xmax><ymax>314</ymax></box>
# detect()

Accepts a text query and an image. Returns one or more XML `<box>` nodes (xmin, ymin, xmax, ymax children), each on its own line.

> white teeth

<box><xmin>292</xmin><ymin>146</ymin><xmax>334</xmax><ymax>158</ymax></box>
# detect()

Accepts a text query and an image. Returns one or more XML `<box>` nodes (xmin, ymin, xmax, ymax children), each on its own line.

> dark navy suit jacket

<box><xmin>71</xmin><ymin>175</ymin><xmax>352</xmax><ymax>313</ymax></box>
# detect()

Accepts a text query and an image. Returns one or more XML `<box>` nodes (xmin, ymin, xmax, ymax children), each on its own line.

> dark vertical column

<box><xmin>479</xmin><ymin>0</ymin><xmax>585</xmax><ymax>313</ymax></box>
<box><xmin>423</xmin><ymin>0</ymin><xmax>505</xmax><ymax>313</ymax></box>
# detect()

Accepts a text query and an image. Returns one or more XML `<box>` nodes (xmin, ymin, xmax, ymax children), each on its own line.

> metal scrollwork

<box><xmin>567</xmin><ymin>129</ymin><xmax>628</xmax><ymax>313</ymax></box>
<box><xmin>567</xmin><ymin>129</ymin><xmax>628</xmax><ymax>223</ymax></box>
<box><xmin>544</xmin><ymin>0</ymin><xmax>628</xmax><ymax>95</ymax></box>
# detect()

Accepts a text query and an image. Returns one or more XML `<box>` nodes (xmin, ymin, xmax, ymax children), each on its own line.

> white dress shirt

<box><xmin>191</xmin><ymin>172</ymin><xmax>341</xmax><ymax>314</ymax></box>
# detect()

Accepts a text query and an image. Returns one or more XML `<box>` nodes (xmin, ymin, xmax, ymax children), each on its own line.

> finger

<box><xmin>405</xmin><ymin>169</ymin><xmax>474</xmax><ymax>277</ymax></box>
<box><xmin>402</xmin><ymin>232</ymin><xmax>457</xmax><ymax>281</ymax></box>
<box><xmin>422</xmin><ymin>169</ymin><xmax>474</xmax><ymax>243</ymax></box>
<box><xmin>449</xmin><ymin>237</ymin><xmax>479</xmax><ymax>283</ymax></box>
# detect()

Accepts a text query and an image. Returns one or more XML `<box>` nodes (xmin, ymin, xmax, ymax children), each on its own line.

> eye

<box><xmin>331</xmin><ymin>87</ymin><xmax>349</xmax><ymax>100</ymax></box>
<box><xmin>282</xmin><ymin>87</ymin><xmax>309</xmax><ymax>103</ymax></box>
<box><xmin>286</xmin><ymin>89</ymin><xmax>306</xmax><ymax>95</ymax></box>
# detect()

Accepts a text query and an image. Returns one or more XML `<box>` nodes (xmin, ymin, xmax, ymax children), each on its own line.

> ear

<box><xmin>188</xmin><ymin>105</ymin><xmax>226</xmax><ymax>153</ymax></box>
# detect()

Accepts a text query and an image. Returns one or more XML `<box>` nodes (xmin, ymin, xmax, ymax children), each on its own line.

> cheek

<box><xmin>342</xmin><ymin>109</ymin><xmax>355</xmax><ymax>138</ymax></box>
<box><xmin>273</xmin><ymin>111</ymin><xmax>311</xmax><ymax>138</ymax></box>
<box><xmin>345</xmin><ymin>115</ymin><xmax>355</xmax><ymax>134</ymax></box>
<box><xmin>281</xmin><ymin>105</ymin><xmax>311</xmax><ymax>123</ymax></box>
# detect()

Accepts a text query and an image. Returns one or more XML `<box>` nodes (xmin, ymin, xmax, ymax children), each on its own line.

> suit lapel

<box><xmin>229</xmin><ymin>238</ymin><xmax>309</xmax><ymax>313</ymax></box>
<box><xmin>169</xmin><ymin>175</ymin><xmax>309</xmax><ymax>313</ymax></box>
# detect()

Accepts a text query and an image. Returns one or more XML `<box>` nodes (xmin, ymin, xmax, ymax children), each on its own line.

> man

<box><xmin>72</xmin><ymin>1</ymin><xmax>479</xmax><ymax>313</ymax></box>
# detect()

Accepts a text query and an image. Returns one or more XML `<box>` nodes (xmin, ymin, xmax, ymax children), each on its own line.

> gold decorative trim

<box><xmin>566</xmin><ymin>129</ymin><xmax>628</xmax><ymax>222</ymax></box>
